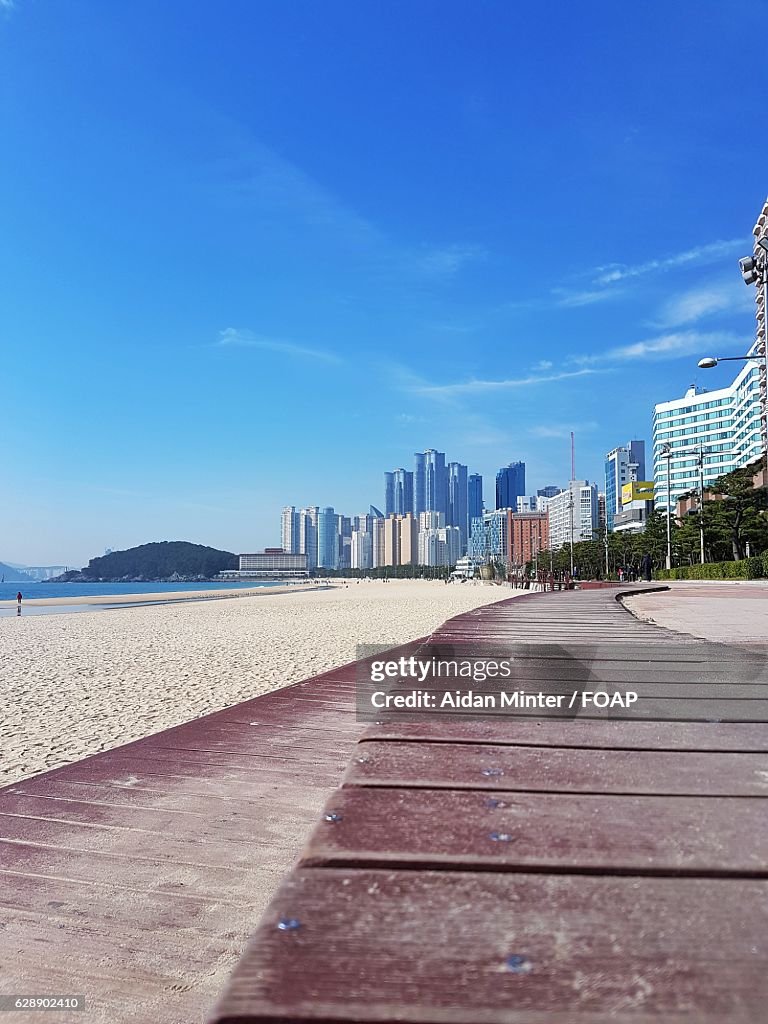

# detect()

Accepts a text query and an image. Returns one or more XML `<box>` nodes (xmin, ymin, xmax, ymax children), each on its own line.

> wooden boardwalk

<box><xmin>210</xmin><ymin>587</ymin><xmax>768</xmax><ymax>1024</ymax></box>
<box><xmin>0</xmin><ymin>639</ymin><xmax>422</xmax><ymax>1023</ymax></box>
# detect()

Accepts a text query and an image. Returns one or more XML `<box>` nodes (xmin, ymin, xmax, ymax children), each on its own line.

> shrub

<box><xmin>654</xmin><ymin>560</ymin><xmax>757</xmax><ymax>580</ymax></box>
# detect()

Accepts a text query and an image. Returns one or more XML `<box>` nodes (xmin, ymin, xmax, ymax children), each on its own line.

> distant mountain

<box><xmin>0</xmin><ymin>562</ymin><xmax>33</xmax><ymax>582</ymax></box>
<box><xmin>50</xmin><ymin>541</ymin><xmax>238</xmax><ymax>582</ymax></box>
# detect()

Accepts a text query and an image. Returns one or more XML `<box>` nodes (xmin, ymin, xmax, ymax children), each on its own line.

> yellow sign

<box><xmin>622</xmin><ymin>481</ymin><xmax>654</xmax><ymax>505</ymax></box>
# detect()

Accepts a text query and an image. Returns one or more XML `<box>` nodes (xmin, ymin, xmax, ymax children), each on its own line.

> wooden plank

<box><xmin>209</xmin><ymin>867</ymin><xmax>768</xmax><ymax>1023</ymax></box>
<box><xmin>301</xmin><ymin>787</ymin><xmax>768</xmax><ymax>874</ymax></box>
<box><xmin>362</xmin><ymin>718</ymin><xmax>768</xmax><ymax>751</ymax></box>
<box><xmin>344</xmin><ymin>740</ymin><xmax>768</xmax><ymax>795</ymax></box>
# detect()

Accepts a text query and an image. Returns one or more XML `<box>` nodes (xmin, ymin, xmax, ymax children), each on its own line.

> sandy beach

<box><xmin>0</xmin><ymin>579</ymin><xmax>514</xmax><ymax>786</ymax></box>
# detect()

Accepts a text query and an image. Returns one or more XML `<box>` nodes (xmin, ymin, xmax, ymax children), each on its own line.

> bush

<box><xmin>655</xmin><ymin>560</ymin><xmax>757</xmax><ymax>581</ymax></box>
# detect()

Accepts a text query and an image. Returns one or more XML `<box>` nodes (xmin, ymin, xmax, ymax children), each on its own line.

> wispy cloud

<box><xmin>410</xmin><ymin>367</ymin><xmax>603</xmax><ymax>398</ymax></box>
<box><xmin>529</xmin><ymin>421</ymin><xmax>598</xmax><ymax>439</ymax></box>
<box><xmin>0</xmin><ymin>0</ymin><xmax>14</xmax><ymax>10</ymax></box>
<box><xmin>217</xmin><ymin>327</ymin><xmax>342</xmax><ymax>364</ymax></box>
<box><xmin>573</xmin><ymin>329</ymin><xmax>745</xmax><ymax>365</ymax></box>
<box><xmin>551</xmin><ymin>287</ymin><xmax>624</xmax><ymax>308</ymax></box>
<box><xmin>592</xmin><ymin>240</ymin><xmax>744</xmax><ymax>286</ymax></box>
<box><xmin>413</xmin><ymin>244</ymin><xmax>486</xmax><ymax>277</ymax></box>
<box><xmin>655</xmin><ymin>278</ymin><xmax>754</xmax><ymax>328</ymax></box>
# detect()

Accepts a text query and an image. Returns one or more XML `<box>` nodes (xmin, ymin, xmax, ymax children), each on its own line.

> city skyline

<box><xmin>2</xmin><ymin>3</ymin><xmax>766</xmax><ymax>566</ymax></box>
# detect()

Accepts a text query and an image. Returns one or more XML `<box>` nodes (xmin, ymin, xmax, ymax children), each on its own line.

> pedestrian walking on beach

<box><xmin>16</xmin><ymin>591</ymin><xmax>22</xmax><ymax>616</ymax></box>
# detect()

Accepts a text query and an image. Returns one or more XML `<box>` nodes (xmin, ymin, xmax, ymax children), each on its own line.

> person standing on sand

<box><xmin>16</xmin><ymin>592</ymin><xmax>22</xmax><ymax>608</ymax></box>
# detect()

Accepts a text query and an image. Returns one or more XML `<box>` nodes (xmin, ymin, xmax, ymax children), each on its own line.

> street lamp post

<box><xmin>698</xmin><ymin>236</ymin><xmax>768</xmax><ymax>514</ymax></box>
<box><xmin>660</xmin><ymin>443</ymin><xmax>673</xmax><ymax>570</ymax></box>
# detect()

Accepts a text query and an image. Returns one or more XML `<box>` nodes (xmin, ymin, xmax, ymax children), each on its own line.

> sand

<box><xmin>0</xmin><ymin>579</ymin><xmax>514</xmax><ymax>786</ymax></box>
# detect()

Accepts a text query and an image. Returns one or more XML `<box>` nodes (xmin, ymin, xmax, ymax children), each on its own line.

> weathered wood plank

<box><xmin>344</xmin><ymin>741</ymin><xmax>768</xmax><ymax>795</ymax></box>
<box><xmin>301</xmin><ymin>786</ymin><xmax>768</xmax><ymax>874</ymax></box>
<box><xmin>209</xmin><ymin>867</ymin><xmax>768</xmax><ymax>1023</ymax></box>
<box><xmin>362</xmin><ymin>718</ymin><xmax>768</xmax><ymax>751</ymax></box>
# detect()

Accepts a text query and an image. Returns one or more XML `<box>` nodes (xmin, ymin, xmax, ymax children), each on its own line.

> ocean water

<box><xmin>0</xmin><ymin>580</ymin><xmax>288</xmax><ymax>602</ymax></box>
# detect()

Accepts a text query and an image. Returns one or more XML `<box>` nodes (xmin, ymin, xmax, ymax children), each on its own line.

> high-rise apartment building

<box><xmin>653</xmin><ymin>370</ymin><xmax>762</xmax><ymax>510</ymax></box>
<box><xmin>447</xmin><ymin>461</ymin><xmax>468</xmax><ymax>553</ymax></box>
<box><xmin>384</xmin><ymin>468</ymin><xmax>414</xmax><ymax>516</ymax></box>
<box><xmin>372</xmin><ymin>517</ymin><xmax>386</xmax><ymax>568</ymax></box>
<box><xmin>496</xmin><ymin>461</ymin><xmax>526</xmax><ymax>511</ymax></box>
<box><xmin>298</xmin><ymin>506</ymin><xmax>319</xmax><ymax>570</ymax></box>
<box><xmin>516</xmin><ymin>495</ymin><xmax>538</xmax><ymax>513</ymax></box>
<box><xmin>337</xmin><ymin>514</ymin><xmax>352</xmax><ymax>570</ymax></box>
<box><xmin>413</xmin><ymin>452</ymin><xmax>426</xmax><ymax>515</ymax></box>
<box><xmin>351</xmin><ymin>530</ymin><xmax>373</xmax><ymax>570</ymax></box>
<box><xmin>604</xmin><ymin>441</ymin><xmax>646</xmax><ymax>531</ymax></box>
<box><xmin>424</xmin><ymin>449</ymin><xmax>448</xmax><ymax>516</ymax></box>
<box><xmin>546</xmin><ymin>481</ymin><xmax>599</xmax><ymax>550</ymax></box>
<box><xmin>418</xmin><ymin>525</ymin><xmax>461</xmax><ymax>567</ymax></box>
<box><xmin>469</xmin><ymin>509</ymin><xmax>511</xmax><ymax>564</ymax></box>
<box><xmin>281</xmin><ymin>506</ymin><xmax>300</xmax><ymax>553</ymax></box>
<box><xmin>316</xmin><ymin>507</ymin><xmax>339</xmax><ymax>570</ymax></box>
<box><xmin>383</xmin><ymin>513</ymin><xmax>419</xmax><ymax>566</ymax></box>
<box><xmin>508</xmin><ymin>512</ymin><xmax>549</xmax><ymax>567</ymax></box>
<box><xmin>468</xmin><ymin>473</ymin><xmax>483</xmax><ymax>525</ymax></box>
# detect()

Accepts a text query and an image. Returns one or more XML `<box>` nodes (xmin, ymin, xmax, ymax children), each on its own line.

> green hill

<box><xmin>52</xmin><ymin>541</ymin><xmax>238</xmax><ymax>582</ymax></box>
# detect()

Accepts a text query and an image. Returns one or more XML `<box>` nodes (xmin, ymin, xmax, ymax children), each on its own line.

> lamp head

<box><xmin>698</xmin><ymin>357</ymin><xmax>718</xmax><ymax>369</ymax></box>
<box><xmin>739</xmin><ymin>255</ymin><xmax>760</xmax><ymax>285</ymax></box>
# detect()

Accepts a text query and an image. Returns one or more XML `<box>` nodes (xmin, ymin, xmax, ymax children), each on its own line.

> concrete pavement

<box><xmin>623</xmin><ymin>580</ymin><xmax>768</xmax><ymax>646</ymax></box>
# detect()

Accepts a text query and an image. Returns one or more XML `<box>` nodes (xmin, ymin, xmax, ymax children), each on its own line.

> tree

<box><xmin>709</xmin><ymin>467</ymin><xmax>767</xmax><ymax>560</ymax></box>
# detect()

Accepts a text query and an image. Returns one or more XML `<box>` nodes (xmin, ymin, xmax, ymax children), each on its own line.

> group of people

<box><xmin>618</xmin><ymin>553</ymin><xmax>654</xmax><ymax>583</ymax></box>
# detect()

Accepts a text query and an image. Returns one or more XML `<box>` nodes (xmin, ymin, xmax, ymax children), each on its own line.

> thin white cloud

<box><xmin>413</xmin><ymin>244</ymin><xmax>486</xmax><ymax>277</ymax></box>
<box><xmin>529</xmin><ymin>421</ymin><xmax>598</xmax><ymax>439</ymax></box>
<box><xmin>593</xmin><ymin>240</ymin><xmax>744</xmax><ymax>286</ymax></box>
<box><xmin>217</xmin><ymin>327</ymin><xmax>342</xmax><ymax>364</ymax></box>
<box><xmin>551</xmin><ymin>287</ymin><xmax>623</xmax><ymax>308</ymax></box>
<box><xmin>0</xmin><ymin>1</ymin><xmax>13</xmax><ymax>9</ymax></box>
<box><xmin>574</xmin><ymin>329</ymin><xmax>745</xmax><ymax>365</ymax></box>
<box><xmin>655</xmin><ymin>279</ymin><xmax>754</xmax><ymax>328</ymax></box>
<box><xmin>411</xmin><ymin>367</ymin><xmax>602</xmax><ymax>398</ymax></box>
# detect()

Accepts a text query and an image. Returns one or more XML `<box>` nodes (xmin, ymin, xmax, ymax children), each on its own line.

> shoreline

<box><xmin>0</xmin><ymin>581</ymin><xmax>325</xmax><ymax>609</ymax></box>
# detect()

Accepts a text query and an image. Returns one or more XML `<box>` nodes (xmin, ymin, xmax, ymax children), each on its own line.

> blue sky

<box><xmin>2</xmin><ymin>0</ymin><xmax>766</xmax><ymax>566</ymax></box>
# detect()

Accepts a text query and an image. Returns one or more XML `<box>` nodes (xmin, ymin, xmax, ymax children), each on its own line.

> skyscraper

<box><xmin>384</xmin><ymin>473</ymin><xmax>394</xmax><ymax>517</ymax></box>
<box><xmin>413</xmin><ymin>452</ymin><xmax>426</xmax><ymax>516</ymax></box>
<box><xmin>385</xmin><ymin>468</ymin><xmax>413</xmax><ymax>515</ymax></box>
<box><xmin>604</xmin><ymin>441</ymin><xmax>646</xmax><ymax>532</ymax></box>
<box><xmin>496</xmin><ymin>461</ymin><xmax>526</xmax><ymax>511</ymax></box>
<box><xmin>316</xmin><ymin>507</ymin><xmax>338</xmax><ymax>570</ymax></box>
<box><xmin>280</xmin><ymin>506</ymin><xmax>300</xmax><ymax>553</ymax></box>
<box><xmin>298</xmin><ymin>507</ymin><xmax>319</xmax><ymax>570</ymax></box>
<box><xmin>447</xmin><ymin>462</ymin><xmax>468</xmax><ymax>553</ymax></box>
<box><xmin>468</xmin><ymin>473</ymin><xmax>483</xmax><ymax>525</ymax></box>
<box><xmin>423</xmin><ymin>449</ymin><xmax>448</xmax><ymax>516</ymax></box>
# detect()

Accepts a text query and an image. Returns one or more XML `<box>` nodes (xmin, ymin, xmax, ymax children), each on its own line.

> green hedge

<box><xmin>655</xmin><ymin>552</ymin><xmax>768</xmax><ymax>580</ymax></box>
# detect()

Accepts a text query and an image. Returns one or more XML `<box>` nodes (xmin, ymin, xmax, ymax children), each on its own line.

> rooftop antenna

<box><xmin>570</xmin><ymin>431</ymin><xmax>575</xmax><ymax>482</ymax></box>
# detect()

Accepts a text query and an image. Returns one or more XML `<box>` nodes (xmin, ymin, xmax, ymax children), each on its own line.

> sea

<box><xmin>0</xmin><ymin>579</ymin><xmax>291</xmax><ymax>616</ymax></box>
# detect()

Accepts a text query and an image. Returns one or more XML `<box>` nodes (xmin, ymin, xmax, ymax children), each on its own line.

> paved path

<box><xmin>624</xmin><ymin>581</ymin><xmax>768</xmax><ymax>647</ymax></box>
<box><xmin>210</xmin><ymin>586</ymin><xmax>768</xmax><ymax>1024</ymax></box>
